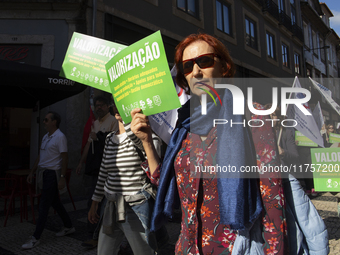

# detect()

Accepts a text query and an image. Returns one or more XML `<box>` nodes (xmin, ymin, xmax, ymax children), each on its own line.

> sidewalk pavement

<box><xmin>0</xmin><ymin>192</ymin><xmax>339</xmax><ymax>254</ymax></box>
<box><xmin>310</xmin><ymin>192</ymin><xmax>340</xmax><ymax>255</ymax></box>
<box><xmin>0</xmin><ymin>194</ymin><xmax>180</xmax><ymax>255</ymax></box>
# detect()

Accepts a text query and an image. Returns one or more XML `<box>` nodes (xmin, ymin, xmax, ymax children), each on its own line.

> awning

<box><xmin>0</xmin><ymin>60</ymin><xmax>87</xmax><ymax>109</ymax></box>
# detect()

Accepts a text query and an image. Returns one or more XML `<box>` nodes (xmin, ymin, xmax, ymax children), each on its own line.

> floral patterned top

<box><xmin>251</xmin><ymin>103</ymin><xmax>287</xmax><ymax>255</ymax></box>
<box><xmin>143</xmin><ymin>103</ymin><xmax>287</xmax><ymax>255</ymax></box>
<box><xmin>174</xmin><ymin>127</ymin><xmax>237</xmax><ymax>255</ymax></box>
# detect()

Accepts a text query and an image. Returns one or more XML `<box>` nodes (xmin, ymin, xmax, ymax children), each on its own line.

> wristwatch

<box><xmin>61</xmin><ymin>174</ymin><xmax>65</xmax><ymax>178</ymax></box>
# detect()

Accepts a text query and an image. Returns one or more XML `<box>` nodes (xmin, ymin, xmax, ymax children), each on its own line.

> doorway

<box><xmin>0</xmin><ymin>107</ymin><xmax>32</xmax><ymax>175</ymax></box>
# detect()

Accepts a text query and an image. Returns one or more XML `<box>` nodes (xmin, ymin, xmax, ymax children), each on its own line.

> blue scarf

<box><xmin>150</xmin><ymin>89</ymin><xmax>263</xmax><ymax>231</ymax></box>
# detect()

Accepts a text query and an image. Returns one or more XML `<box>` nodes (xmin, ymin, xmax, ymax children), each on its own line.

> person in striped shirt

<box><xmin>88</xmin><ymin>105</ymin><xmax>162</xmax><ymax>255</ymax></box>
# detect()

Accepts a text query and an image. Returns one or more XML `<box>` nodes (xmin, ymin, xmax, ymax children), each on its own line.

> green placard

<box><xmin>60</xmin><ymin>32</ymin><xmax>127</xmax><ymax>93</ymax></box>
<box><xmin>295</xmin><ymin>131</ymin><xmax>318</xmax><ymax>147</ymax></box>
<box><xmin>311</xmin><ymin>147</ymin><xmax>340</xmax><ymax>192</ymax></box>
<box><xmin>105</xmin><ymin>31</ymin><xmax>181</xmax><ymax>123</ymax></box>
<box><xmin>329</xmin><ymin>132</ymin><xmax>340</xmax><ymax>144</ymax></box>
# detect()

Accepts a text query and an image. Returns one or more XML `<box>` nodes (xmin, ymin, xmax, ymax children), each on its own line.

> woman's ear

<box><xmin>223</xmin><ymin>62</ymin><xmax>235</xmax><ymax>78</ymax></box>
<box><xmin>221</xmin><ymin>62</ymin><xmax>229</xmax><ymax>77</ymax></box>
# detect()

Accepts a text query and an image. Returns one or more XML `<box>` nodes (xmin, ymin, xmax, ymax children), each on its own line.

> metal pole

<box><xmin>90</xmin><ymin>0</ymin><xmax>97</xmax><ymax>111</ymax></box>
<box><xmin>92</xmin><ymin>0</ymin><xmax>97</xmax><ymax>37</ymax></box>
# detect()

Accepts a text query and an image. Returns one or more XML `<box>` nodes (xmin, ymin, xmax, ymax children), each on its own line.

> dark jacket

<box><xmin>277</xmin><ymin>127</ymin><xmax>300</xmax><ymax>166</ymax></box>
<box><xmin>84</xmin><ymin>131</ymin><xmax>110</xmax><ymax>176</ymax></box>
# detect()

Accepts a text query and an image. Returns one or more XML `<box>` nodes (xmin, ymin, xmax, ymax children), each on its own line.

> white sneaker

<box><xmin>22</xmin><ymin>236</ymin><xmax>40</xmax><ymax>249</ymax></box>
<box><xmin>55</xmin><ymin>227</ymin><xmax>75</xmax><ymax>237</ymax></box>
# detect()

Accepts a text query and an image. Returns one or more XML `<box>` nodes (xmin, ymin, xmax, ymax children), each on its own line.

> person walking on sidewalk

<box><xmin>22</xmin><ymin>111</ymin><xmax>75</xmax><ymax>250</ymax></box>
<box><xmin>76</xmin><ymin>95</ymin><xmax>118</xmax><ymax>249</ymax></box>
<box><xmin>88</xmin><ymin>105</ymin><xmax>165</xmax><ymax>255</ymax></box>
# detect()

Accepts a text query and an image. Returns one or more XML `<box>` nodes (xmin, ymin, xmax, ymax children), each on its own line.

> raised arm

<box><xmin>130</xmin><ymin>108</ymin><xmax>160</xmax><ymax>175</ymax></box>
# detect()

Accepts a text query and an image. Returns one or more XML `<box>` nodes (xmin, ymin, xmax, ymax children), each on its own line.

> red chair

<box><xmin>5</xmin><ymin>169</ymin><xmax>31</xmax><ymax>223</ymax></box>
<box><xmin>65</xmin><ymin>168</ymin><xmax>76</xmax><ymax>211</ymax></box>
<box><xmin>0</xmin><ymin>177</ymin><xmax>17</xmax><ymax>227</ymax></box>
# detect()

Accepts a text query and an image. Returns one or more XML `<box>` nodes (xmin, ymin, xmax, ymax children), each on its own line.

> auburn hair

<box><xmin>174</xmin><ymin>33</ymin><xmax>235</xmax><ymax>93</ymax></box>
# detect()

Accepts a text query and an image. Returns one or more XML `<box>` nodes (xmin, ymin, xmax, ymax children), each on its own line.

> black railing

<box><xmin>252</xmin><ymin>0</ymin><xmax>265</xmax><ymax>6</ymax></box>
<box><xmin>251</xmin><ymin>0</ymin><xmax>304</xmax><ymax>42</ymax></box>
<box><xmin>337</xmin><ymin>45</ymin><xmax>340</xmax><ymax>52</ymax></box>
<box><xmin>263</xmin><ymin>0</ymin><xmax>280</xmax><ymax>22</ymax></box>
<box><xmin>279</xmin><ymin>11</ymin><xmax>293</xmax><ymax>33</ymax></box>
<box><xmin>292</xmin><ymin>23</ymin><xmax>304</xmax><ymax>43</ymax></box>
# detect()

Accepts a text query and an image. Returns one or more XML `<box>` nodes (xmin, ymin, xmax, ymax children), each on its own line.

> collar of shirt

<box><xmin>45</xmin><ymin>129</ymin><xmax>60</xmax><ymax>139</ymax></box>
<box><xmin>109</xmin><ymin>131</ymin><xmax>127</xmax><ymax>144</ymax></box>
<box><xmin>98</xmin><ymin>112</ymin><xmax>111</xmax><ymax>123</ymax></box>
<box><xmin>41</xmin><ymin>129</ymin><xmax>60</xmax><ymax>149</ymax></box>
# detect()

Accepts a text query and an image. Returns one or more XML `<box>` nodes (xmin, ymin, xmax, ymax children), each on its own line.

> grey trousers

<box><xmin>97</xmin><ymin>205</ymin><xmax>154</xmax><ymax>255</ymax></box>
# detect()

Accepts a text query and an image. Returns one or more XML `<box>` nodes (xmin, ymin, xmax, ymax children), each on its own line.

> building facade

<box><xmin>1</xmin><ymin>0</ymin><xmax>340</xmax><ymax>187</ymax></box>
<box><xmin>0</xmin><ymin>1</ymin><xmax>89</xmax><ymax>193</ymax></box>
<box><xmin>301</xmin><ymin>0</ymin><xmax>340</xmax><ymax>124</ymax></box>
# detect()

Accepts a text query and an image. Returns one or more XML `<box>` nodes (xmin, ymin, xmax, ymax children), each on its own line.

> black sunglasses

<box><xmin>179</xmin><ymin>53</ymin><xmax>219</xmax><ymax>75</ymax></box>
<box><xmin>43</xmin><ymin>118</ymin><xmax>49</xmax><ymax>122</ymax></box>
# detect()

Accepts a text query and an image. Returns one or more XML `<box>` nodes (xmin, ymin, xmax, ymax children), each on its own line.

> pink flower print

<box><xmin>182</xmin><ymin>198</ymin><xmax>188</xmax><ymax>207</ymax></box>
<box><xmin>176</xmin><ymin>156</ymin><xmax>182</xmax><ymax>166</ymax></box>
<box><xmin>266</xmin><ymin>245</ymin><xmax>278</xmax><ymax>255</ymax></box>
<box><xmin>223</xmin><ymin>228</ymin><xmax>236</xmax><ymax>242</ymax></box>
<box><xmin>203</xmin><ymin>195</ymin><xmax>212</xmax><ymax>202</ymax></box>
<box><xmin>194</xmin><ymin>147</ymin><xmax>204</xmax><ymax>157</ymax></box>
<box><xmin>218</xmin><ymin>233</ymin><xmax>230</xmax><ymax>248</ymax></box>
<box><xmin>259</xmin><ymin>144</ymin><xmax>274</xmax><ymax>163</ymax></box>
<box><xmin>268</xmin><ymin>237</ymin><xmax>279</xmax><ymax>247</ymax></box>
<box><xmin>195</xmin><ymin>157</ymin><xmax>203</xmax><ymax>166</ymax></box>
<box><xmin>177</xmin><ymin>173</ymin><xmax>184</xmax><ymax>184</ymax></box>
<box><xmin>202</xmin><ymin>237</ymin><xmax>210</xmax><ymax>247</ymax></box>
<box><xmin>260</xmin><ymin>184</ymin><xmax>271</xmax><ymax>198</ymax></box>
<box><xmin>186</xmin><ymin>157</ymin><xmax>190</xmax><ymax>166</ymax></box>
<box><xmin>218</xmin><ymin>235</ymin><xmax>230</xmax><ymax>248</ymax></box>
<box><xmin>202</xmin><ymin>229</ymin><xmax>214</xmax><ymax>247</ymax></box>
<box><xmin>191</xmin><ymin>192</ymin><xmax>197</xmax><ymax>200</ymax></box>
<box><xmin>218</xmin><ymin>228</ymin><xmax>236</xmax><ymax>248</ymax></box>
<box><xmin>264</xmin><ymin>222</ymin><xmax>276</xmax><ymax>233</ymax></box>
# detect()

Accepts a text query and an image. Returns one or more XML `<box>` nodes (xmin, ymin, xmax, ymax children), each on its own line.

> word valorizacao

<box><xmin>201</xmin><ymin>84</ymin><xmax>311</xmax><ymax>116</ymax></box>
<box><xmin>314</xmin><ymin>151</ymin><xmax>340</xmax><ymax>163</ymax></box>
<box><xmin>107</xmin><ymin>42</ymin><xmax>161</xmax><ymax>83</ymax></box>
<box><xmin>72</xmin><ymin>37</ymin><xmax>123</xmax><ymax>59</ymax></box>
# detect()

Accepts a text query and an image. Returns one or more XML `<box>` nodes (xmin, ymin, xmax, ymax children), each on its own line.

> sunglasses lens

<box><xmin>182</xmin><ymin>61</ymin><xmax>194</xmax><ymax>74</ymax></box>
<box><xmin>196</xmin><ymin>55</ymin><xmax>215</xmax><ymax>68</ymax></box>
<box><xmin>180</xmin><ymin>54</ymin><xmax>216</xmax><ymax>75</ymax></box>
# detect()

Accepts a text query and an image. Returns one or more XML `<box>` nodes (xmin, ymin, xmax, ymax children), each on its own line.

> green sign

<box><xmin>105</xmin><ymin>31</ymin><xmax>181</xmax><ymax>123</ymax></box>
<box><xmin>295</xmin><ymin>131</ymin><xmax>318</xmax><ymax>147</ymax></box>
<box><xmin>311</xmin><ymin>147</ymin><xmax>340</xmax><ymax>191</ymax></box>
<box><xmin>329</xmin><ymin>132</ymin><xmax>340</xmax><ymax>144</ymax></box>
<box><xmin>60</xmin><ymin>32</ymin><xmax>127</xmax><ymax>93</ymax></box>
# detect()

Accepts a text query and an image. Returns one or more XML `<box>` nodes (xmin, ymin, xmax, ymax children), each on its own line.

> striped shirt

<box><xmin>92</xmin><ymin>124</ymin><xmax>161</xmax><ymax>201</ymax></box>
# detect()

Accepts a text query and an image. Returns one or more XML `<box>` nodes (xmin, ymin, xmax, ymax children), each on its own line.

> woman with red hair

<box><xmin>131</xmin><ymin>33</ymin><xmax>328</xmax><ymax>255</ymax></box>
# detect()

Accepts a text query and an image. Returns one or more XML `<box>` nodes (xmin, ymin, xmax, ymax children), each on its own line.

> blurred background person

<box><xmin>22</xmin><ymin>112</ymin><xmax>74</xmax><ymax>249</ymax></box>
<box><xmin>76</xmin><ymin>95</ymin><xmax>118</xmax><ymax>249</ymax></box>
